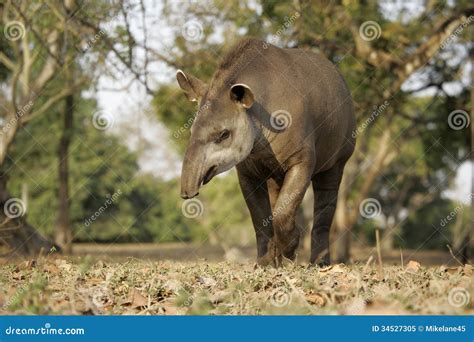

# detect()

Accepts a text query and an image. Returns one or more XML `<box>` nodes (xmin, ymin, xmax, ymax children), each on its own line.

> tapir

<box><xmin>177</xmin><ymin>38</ymin><xmax>355</xmax><ymax>266</ymax></box>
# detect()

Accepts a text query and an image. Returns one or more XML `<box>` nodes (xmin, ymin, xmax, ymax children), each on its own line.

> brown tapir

<box><xmin>177</xmin><ymin>38</ymin><xmax>355</xmax><ymax>267</ymax></box>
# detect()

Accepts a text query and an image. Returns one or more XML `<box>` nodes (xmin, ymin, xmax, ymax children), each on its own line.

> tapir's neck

<box><xmin>248</xmin><ymin>111</ymin><xmax>275</xmax><ymax>156</ymax></box>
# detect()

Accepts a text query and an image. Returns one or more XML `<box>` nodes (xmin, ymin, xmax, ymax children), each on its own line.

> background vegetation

<box><xmin>0</xmin><ymin>0</ymin><xmax>472</xmax><ymax>264</ymax></box>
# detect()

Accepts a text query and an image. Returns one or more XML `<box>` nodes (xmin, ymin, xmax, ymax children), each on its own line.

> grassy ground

<box><xmin>0</xmin><ymin>255</ymin><xmax>472</xmax><ymax>315</ymax></box>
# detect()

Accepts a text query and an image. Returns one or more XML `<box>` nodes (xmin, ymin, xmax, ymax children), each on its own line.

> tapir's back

<box><xmin>239</xmin><ymin>41</ymin><xmax>355</xmax><ymax>170</ymax></box>
<box><xmin>212</xmin><ymin>39</ymin><xmax>355</xmax><ymax>171</ymax></box>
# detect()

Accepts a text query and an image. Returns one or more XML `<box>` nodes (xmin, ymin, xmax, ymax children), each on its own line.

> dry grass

<box><xmin>0</xmin><ymin>256</ymin><xmax>472</xmax><ymax>315</ymax></box>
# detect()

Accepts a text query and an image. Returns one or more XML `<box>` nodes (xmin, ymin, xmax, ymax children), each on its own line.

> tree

<box><xmin>0</xmin><ymin>0</ymin><xmax>149</xmax><ymax>254</ymax></box>
<box><xmin>0</xmin><ymin>0</ymin><xmax>88</xmax><ymax>254</ymax></box>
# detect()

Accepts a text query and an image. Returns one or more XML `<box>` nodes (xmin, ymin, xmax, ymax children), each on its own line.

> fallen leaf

<box><xmin>129</xmin><ymin>289</ymin><xmax>148</xmax><ymax>308</ymax></box>
<box><xmin>20</xmin><ymin>260</ymin><xmax>36</xmax><ymax>270</ymax></box>
<box><xmin>446</xmin><ymin>267</ymin><xmax>459</xmax><ymax>275</ymax></box>
<box><xmin>12</xmin><ymin>272</ymin><xmax>24</xmax><ymax>280</ymax></box>
<box><xmin>319</xmin><ymin>264</ymin><xmax>345</xmax><ymax>274</ymax></box>
<box><xmin>160</xmin><ymin>301</ymin><xmax>179</xmax><ymax>315</ymax></box>
<box><xmin>406</xmin><ymin>260</ymin><xmax>421</xmax><ymax>273</ymax></box>
<box><xmin>319</xmin><ymin>265</ymin><xmax>333</xmax><ymax>273</ymax></box>
<box><xmin>306</xmin><ymin>293</ymin><xmax>325</xmax><ymax>306</ymax></box>
<box><xmin>87</xmin><ymin>277</ymin><xmax>107</xmax><ymax>285</ymax></box>
<box><xmin>462</xmin><ymin>264</ymin><xmax>473</xmax><ymax>276</ymax></box>
<box><xmin>43</xmin><ymin>263</ymin><xmax>60</xmax><ymax>274</ymax></box>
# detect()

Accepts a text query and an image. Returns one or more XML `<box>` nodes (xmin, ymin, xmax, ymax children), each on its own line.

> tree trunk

<box><xmin>452</xmin><ymin>211</ymin><xmax>470</xmax><ymax>264</ymax></box>
<box><xmin>381</xmin><ymin>223</ymin><xmax>398</xmax><ymax>251</ymax></box>
<box><xmin>331</xmin><ymin>129</ymin><xmax>396</xmax><ymax>263</ymax></box>
<box><xmin>55</xmin><ymin>94</ymin><xmax>74</xmax><ymax>254</ymax></box>
<box><xmin>0</xmin><ymin>172</ymin><xmax>55</xmax><ymax>256</ymax></box>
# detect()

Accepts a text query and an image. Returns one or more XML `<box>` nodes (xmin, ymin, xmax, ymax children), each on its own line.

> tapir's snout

<box><xmin>180</xmin><ymin>142</ymin><xmax>205</xmax><ymax>200</ymax></box>
<box><xmin>180</xmin><ymin>165</ymin><xmax>201</xmax><ymax>199</ymax></box>
<box><xmin>180</xmin><ymin>190</ymin><xmax>199</xmax><ymax>199</ymax></box>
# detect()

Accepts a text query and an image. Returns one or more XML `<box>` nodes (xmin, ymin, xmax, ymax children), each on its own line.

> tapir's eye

<box><xmin>215</xmin><ymin>129</ymin><xmax>230</xmax><ymax>144</ymax></box>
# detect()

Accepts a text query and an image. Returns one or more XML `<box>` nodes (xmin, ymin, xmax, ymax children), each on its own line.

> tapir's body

<box><xmin>178</xmin><ymin>38</ymin><xmax>355</xmax><ymax>266</ymax></box>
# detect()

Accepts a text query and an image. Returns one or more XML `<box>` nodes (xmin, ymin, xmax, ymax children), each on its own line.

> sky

<box><xmin>95</xmin><ymin>0</ymin><xmax>472</xmax><ymax>204</ymax></box>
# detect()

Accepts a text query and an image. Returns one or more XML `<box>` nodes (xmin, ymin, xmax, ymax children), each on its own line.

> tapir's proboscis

<box><xmin>177</xmin><ymin>38</ymin><xmax>355</xmax><ymax>267</ymax></box>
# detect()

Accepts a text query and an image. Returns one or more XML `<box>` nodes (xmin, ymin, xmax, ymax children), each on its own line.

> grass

<box><xmin>0</xmin><ymin>256</ymin><xmax>472</xmax><ymax>315</ymax></box>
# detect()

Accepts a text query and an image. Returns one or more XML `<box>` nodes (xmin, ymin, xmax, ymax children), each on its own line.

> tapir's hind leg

<box><xmin>310</xmin><ymin>163</ymin><xmax>344</xmax><ymax>266</ymax></box>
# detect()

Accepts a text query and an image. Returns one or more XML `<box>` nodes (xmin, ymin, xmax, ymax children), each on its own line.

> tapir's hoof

<box><xmin>257</xmin><ymin>253</ymin><xmax>282</xmax><ymax>267</ymax></box>
<box><xmin>308</xmin><ymin>258</ymin><xmax>330</xmax><ymax>268</ymax></box>
<box><xmin>256</xmin><ymin>256</ymin><xmax>272</xmax><ymax>267</ymax></box>
<box><xmin>282</xmin><ymin>247</ymin><xmax>297</xmax><ymax>261</ymax></box>
<box><xmin>257</xmin><ymin>239</ymin><xmax>282</xmax><ymax>267</ymax></box>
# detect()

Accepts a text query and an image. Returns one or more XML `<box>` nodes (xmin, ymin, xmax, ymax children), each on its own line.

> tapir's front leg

<box><xmin>236</xmin><ymin>167</ymin><xmax>275</xmax><ymax>265</ymax></box>
<box><xmin>272</xmin><ymin>162</ymin><xmax>313</xmax><ymax>260</ymax></box>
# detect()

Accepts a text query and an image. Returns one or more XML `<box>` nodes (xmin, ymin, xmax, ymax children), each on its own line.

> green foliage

<box><xmin>6</xmin><ymin>96</ymin><xmax>197</xmax><ymax>243</ymax></box>
<box><xmin>401</xmin><ymin>198</ymin><xmax>455</xmax><ymax>250</ymax></box>
<box><xmin>2</xmin><ymin>0</ymin><xmax>471</xmax><ymax>252</ymax></box>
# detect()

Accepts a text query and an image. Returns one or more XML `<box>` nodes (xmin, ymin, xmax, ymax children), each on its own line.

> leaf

<box><xmin>462</xmin><ymin>264</ymin><xmax>473</xmax><ymax>276</ymax></box>
<box><xmin>406</xmin><ymin>260</ymin><xmax>421</xmax><ymax>273</ymax></box>
<box><xmin>319</xmin><ymin>264</ymin><xmax>345</xmax><ymax>274</ymax></box>
<box><xmin>159</xmin><ymin>301</ymin><xmax>179</xmax><ymax>315</ymax></box>
<box><xmin>306</xmin><ymin>293</ymin><xmax>325</xmax><ymax>306</ymax></box>
<box><xmin>20</xmin><ymin>260</ymin><xmax>36</xmax><ymax>270</ymax></box>
<box><xmin>319</xmin><ymin>265</ymin><xmax>333</xmax><ymax>273</ymax></box>
<box><xmin>129</xmin><ymin>289</ymin><xmax>148</xmax><ymax>309</ymax></box>
<box><xmin>43</xmin><ymin>263</ymin><xmax>60</xmax><ymax>274</ymax></box>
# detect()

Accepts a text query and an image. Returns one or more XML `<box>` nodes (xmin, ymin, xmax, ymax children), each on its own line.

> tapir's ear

<box><xmin>176</xmin><ymin>70</ymin><xmax>207</xmax><ymax>102</ymax></box>
<box><xmin>230</xmin><ymin>84</ymin><xmax>254</xmax><ymax>109</ymax></box>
